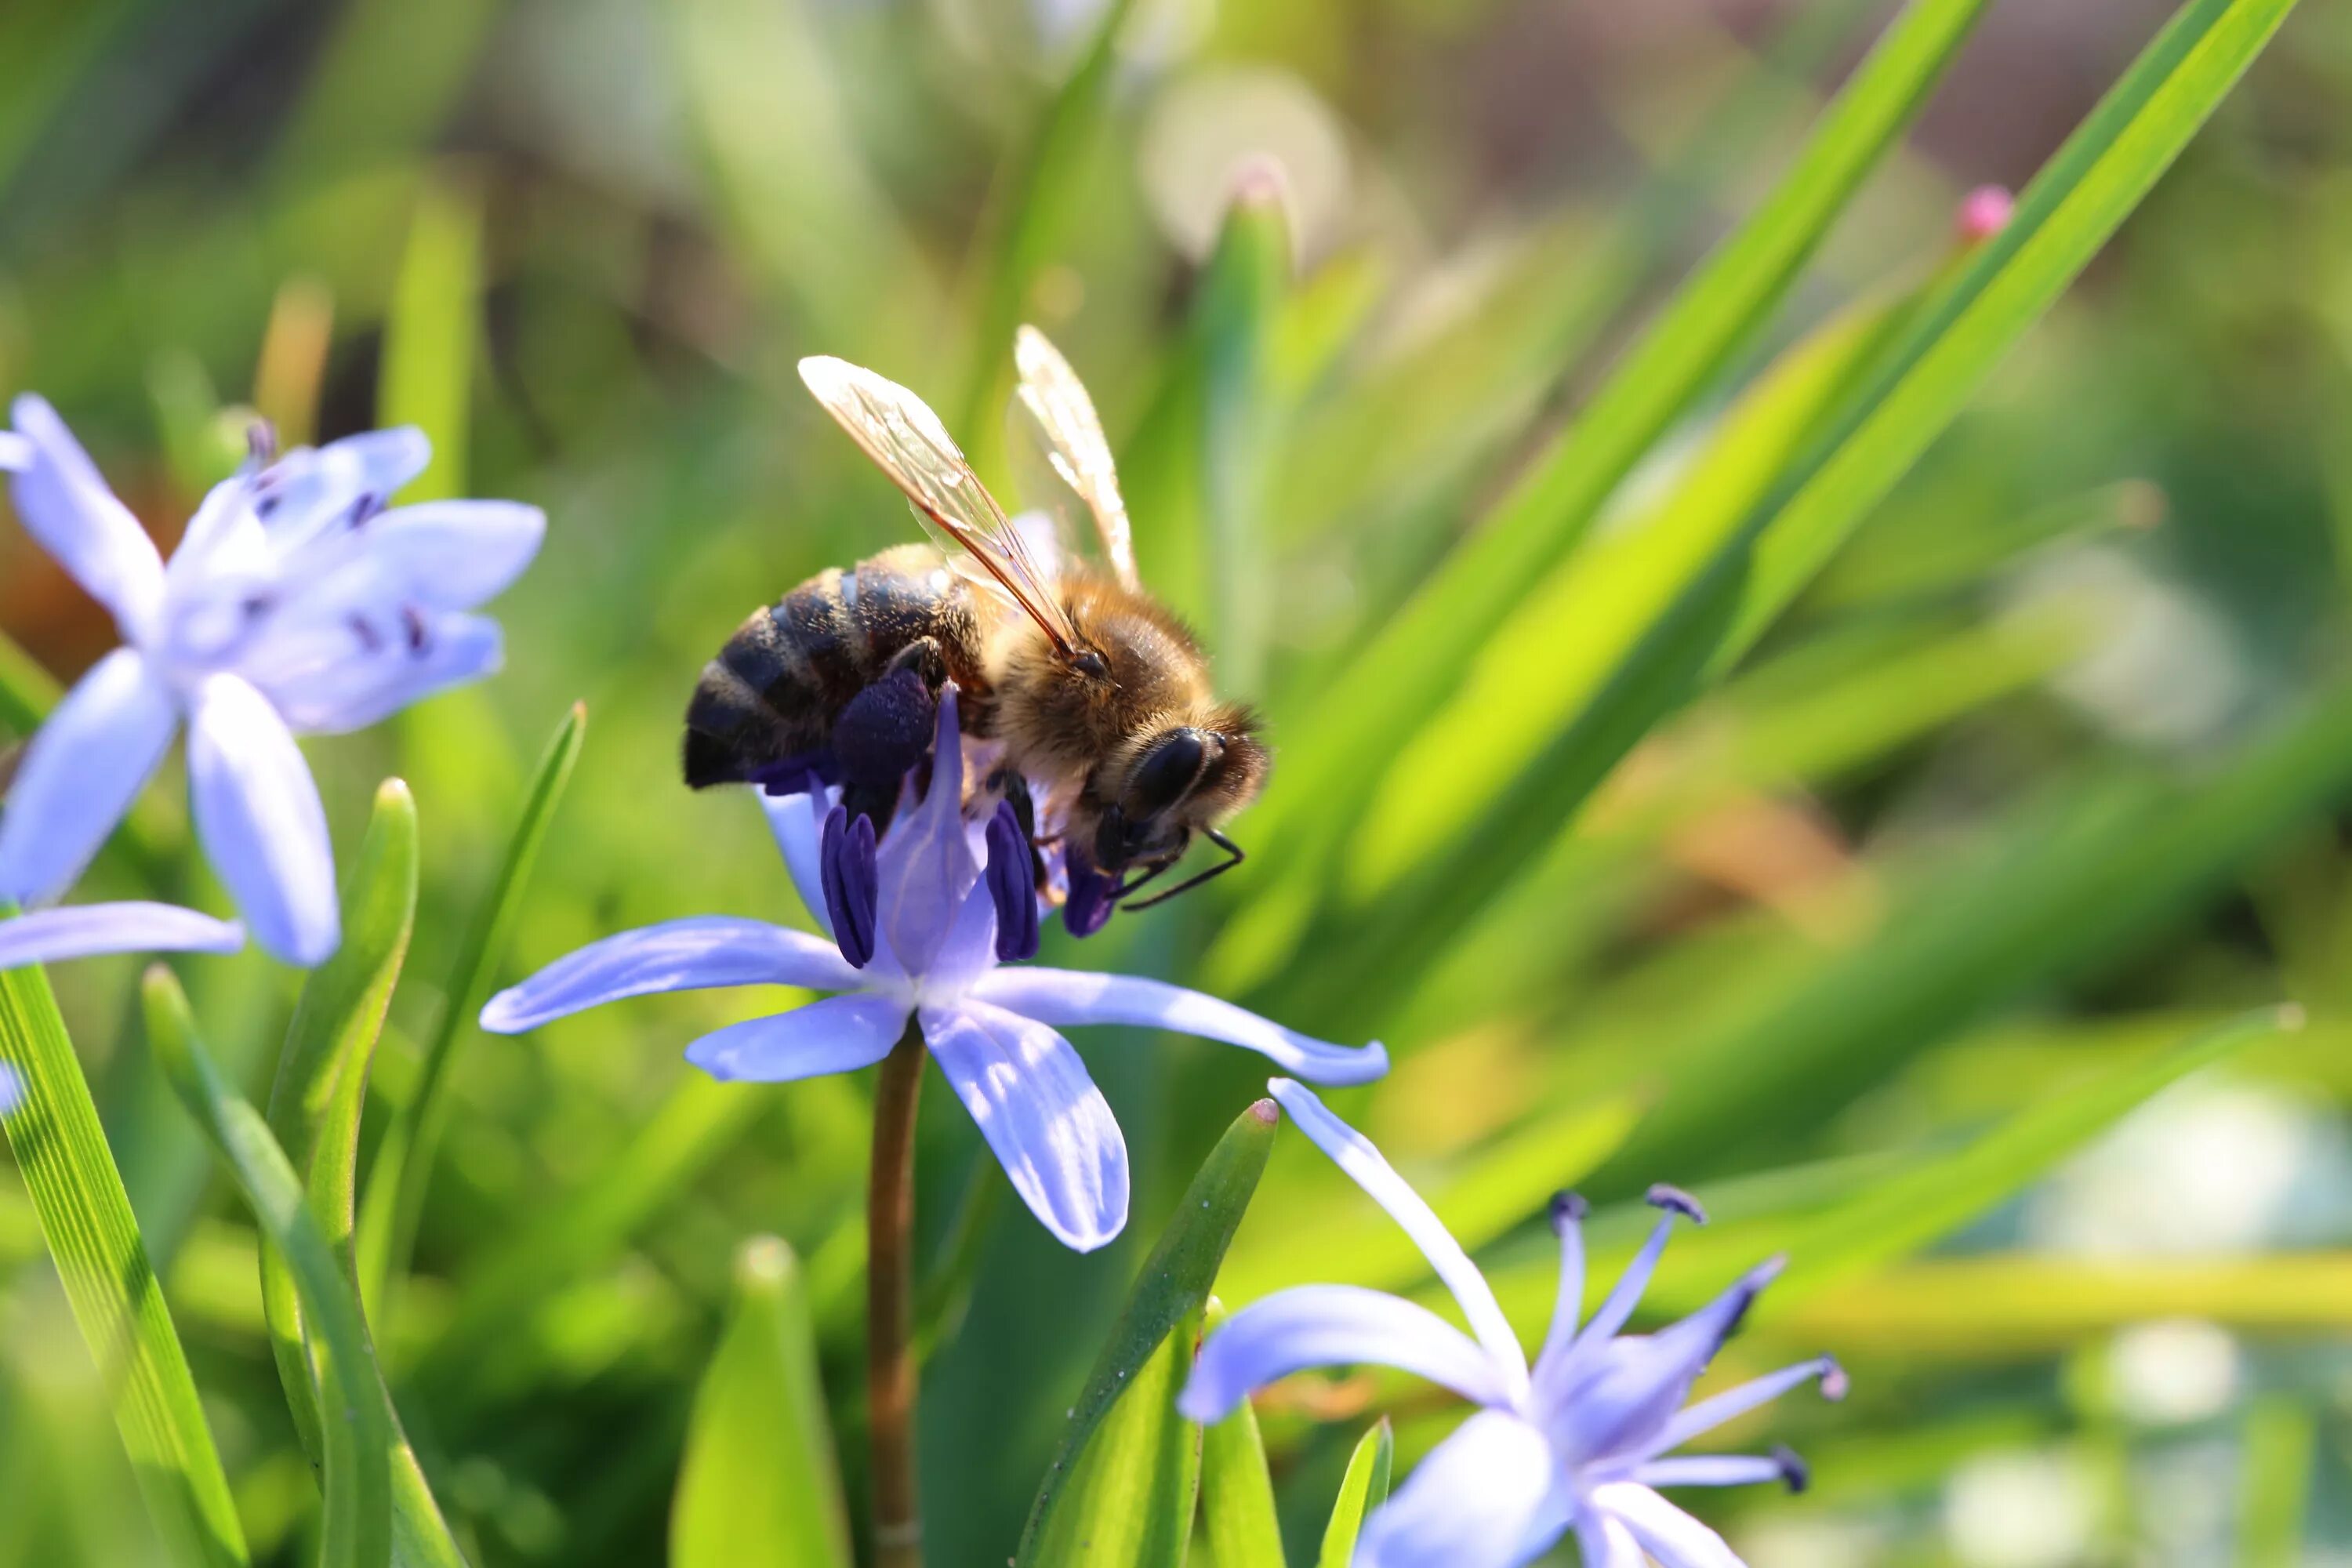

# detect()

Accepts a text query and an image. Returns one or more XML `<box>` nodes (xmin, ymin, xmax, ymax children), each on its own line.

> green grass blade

<box><xmin>1014</xmin><ymin>1097</ymin><xmax>1279</xmax><ymax>1564</ymax></box>
<box><xmin>378</xmin><ymin>180</ymin><xmax>480</xmax><ymax>500</ymax></box>
<box><xmin>359</xmin><ymin>702</ymin><xmax>585</xmax><ymax>1320</ymax></box>
<box><xmin>1315</xmin><ymin>1418</ymin><xmax>1392</xmax><ymax>1568</ymax></box>
<box><xmin>1196</xmin><ymin>1301</ymin><xmax>1283</xmax><ymax>1568</ymax></box>
<box><xmin>143</xmin><ymin>968</ymin><xmax>387</xmax><ymax>1568</ymax></box>
<box><xmin>1243</xmin><ymin>0</ymin><xmax>1990</xmax><ymax>852</ymax></box>
<box><xmin>0</xmin><ymin>946</ymin><xmax>249</xmax><ymax>1568</ymax></box>
<box><xmin>956</xmin><ymin>0</ymin><xmax>1141</xmax><ymax>445</ymax></box>
<box><xmin>670</xmin><ymin>1236</ymin><xmax>851</xmax><ymax>1568</ymax></box>
<box><xmin>262</xmin><ymin>781</ymin><xmax>417</xmax><ymax>1458</ymax></box>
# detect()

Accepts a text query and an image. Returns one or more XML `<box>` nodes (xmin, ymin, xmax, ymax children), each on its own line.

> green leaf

<box><xmin>377</xmin><ymin>179</ymin><xmax>480</xmax><ymax>501</ymax></box>
<box><xmin>143</xmin><ymin>968</ymin><xmax>389</xmax><ymax>1568</ymax></box>
<box><xmin>359</xmin><ymin>702</ymin><xmax>586</xmax><ymax>1323</ymax></box>
<box><xmin>1315</xmin><ymin>1419</ymin><xmax>1392</xmax><ymax>1568</ymax></box>
<box><xmin>1024</xmin><ymin>1305</ymin><xmax>1205</xmax><ymax>1568</ymax></box>
<box><xmin>1196</xmin><ymin>1301</ymin><xmax>1283</xmax><ymax>1568</ymax></box>
<box><xmin>248</xmin><ymin>782</ymin><xmax>472</xmax><ymax>1568</ymax></box>
<box><xmin>671</xmin><ymin>1236</ymin><xmax>851</xmax><ymax>1568</ymax></box>
<box><xmin>1014</xmin><ymin>1097</ymin><xmax>1281</xmax><ymax>1564</ymax></box>
<box><xmin>262</xmin><ymin>780</ymin><xmax>418</xmax><ymax>1460</ymax></box>
<box><xmin>0</xmin><ymin>942</ymin><xmax>249</xmax><ymax>1568</ymax></box>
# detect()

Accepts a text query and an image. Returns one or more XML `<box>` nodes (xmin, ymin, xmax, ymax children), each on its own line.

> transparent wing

<box><xmin>1011</xmin><ymin>325</ymin><xmax>1138</xmax><ymax>590</ymax></box>
<box><xmin>799</xmin><ymin>354</ymin><xmax>1076</xmax><ymax>652</ymax></box>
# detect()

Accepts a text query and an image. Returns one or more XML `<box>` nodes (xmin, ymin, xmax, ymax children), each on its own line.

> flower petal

<box><xmin>762</xmin><ymin>787</ymin><xmax>836</xmax><ymax>938</ymax></box>
<box><xmin>7</xmin><ymin>395</ymin><xmax>165</xmax><ymax>633</ymax></box>
<box><xmin>969</xmin><ymin>970</ymin><xmax>1387</xmax><ymax>1084</ymax></box>
<box><xmin>684</xmin><ymin>993</ymin><xmax>909</xmax><ymax>1081</ymax></box>
<box><xmin>1539</xmin><ymin>1257</ymin><xmax>1788</xmax><ymax>1469</ymax></box>
<box><xmin>256</xmin><ymin>427</ymin><xmax>430</xmax><ymax>549</ymax></box>
<box><xmin>1178</xmin><ymin>1283</ymin><xmax>1520</xmax><ymax>1424</ymax></box>
<box><xmin>922</xmin><ymin>999</ymin><xmax>1127</xmax><ymax>1252</ymax></box>
<box><xmin>1574</xmin><ymin>1515</ymin><xmax>1648</xmax><ymax>1568</ymax></box>
<box><xmin>1266</xmin><ymin>1080</ymin><xmax>1528</xmax><ymax>1391</ymax></box>
<box><xmin>296</xmin><ymin>499</ymin><xmax>546</xmax><ymax>613</ymax></box>
<box><xmin>875</xmin><ymin>686</ymin><xmax>977</xmax><ymax>975</ymax></box>
<box><xmin>186</xmin><ymin>673</ymin><xmax>340</xmax><ymax>965</ymax></box>
<box><xmin>481</xmin><ymin>916</ymin><xmax>862</xmax><ymax>1033</ymax></box>
<box><xmin>0</xmin><ymin>648</ymin><xmax>178</xmax><ymax>905</ymax></box>
<box><xmin>1588</xmin><ymin>1483</ymin><xmax>1742</xmax><ymax>1568</ymax></box>
<box><xmin>0</xmin><ymin>431</ymin><xmax>30</xmax><ymax>470</ymax></box>
<box><xmin>1354</xmin><ymin>1410</ymin><xmax>1566</xmax><ymax>1568</ymax></box>
<box><xmin>0</xmin><ymin>903</ymin><xmax>244</xmax><ymax>970</ymax></box>
<box><xmin>258</xmin><ymin>612</ymin><xmax>504</xmax><ymax>734</ymax></box>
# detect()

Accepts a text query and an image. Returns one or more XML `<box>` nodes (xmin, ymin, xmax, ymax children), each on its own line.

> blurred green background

<box><xmin>5</xmin><ymin>0</ymin><xmax>2352</xmax><ymax>1563</ymax></box>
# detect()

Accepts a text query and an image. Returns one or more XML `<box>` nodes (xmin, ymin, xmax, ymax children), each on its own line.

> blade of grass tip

<box><xmin>672</xmin><ymin>1237</ymin><xmax>853</xmax><ymax>1568</ymax></box>
<box><xmin>1246</xmin><ymin>0</ymin><xmax>1991</xmax><ymax>855</ymax></box>
<box><xmin>260</xmin><ymin>781</ymin><xmax>417</xmax><ymax>1462</ymax></box>
<box><xmin>359</xmin><ymin>702</ymin><xmax>585</xmax><ymax>1323</ymax></box>
<box><xmin>1197</xmin><ymin>1299</ymin><xmax>1285</xmax><ymax>1568</ymax></box>
<box><xmin>1196</xmin><ymin>163</ymin><xmax>1293</xmax><ymax>695</ymax></box>
<box><xmin>956</xmin><ymin>0</ymin><xmax>1142</xmax><ymax>451</ymax></box>
<box><xmin>0</xmin><ymin>935</ymin><xmax>249</xmax><ymax>1568</ymax></box>
<box><xmin>143</xmin><ymin>967</ymin><xmax>392</xmax><ymax>1568</ymax></box>
<box><xmin>1014</xmin><ymin>1097</ymin><xmax>1280</xmax><ymax>1564</ymax></box>
<box><xmin>1316</xmin><ymin>1419</ymin><xmax>1393</xmax><ymax>1568</ymax></box>
<box><xmin>378</xmin><ymin>177</ymin><xmax>480</xmax><ymax>503</ymax></box>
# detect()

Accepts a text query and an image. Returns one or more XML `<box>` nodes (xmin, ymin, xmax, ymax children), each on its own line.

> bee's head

<box><xmin>1091</xmin><ymin>706</ymin><xmax>1267</xmax><ymax>876</ymax></box>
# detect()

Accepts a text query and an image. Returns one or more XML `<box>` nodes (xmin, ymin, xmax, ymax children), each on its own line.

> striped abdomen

<box><xmin>683</xmin><ymin>543</ymin><xmax>989</xmax><ymax>788</ymax></box>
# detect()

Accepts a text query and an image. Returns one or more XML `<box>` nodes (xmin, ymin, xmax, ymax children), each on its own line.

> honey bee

<box><xmin>683</xmin><ymin>327</ymin><xmax>1267</xmax><ymax>924</ymax></box>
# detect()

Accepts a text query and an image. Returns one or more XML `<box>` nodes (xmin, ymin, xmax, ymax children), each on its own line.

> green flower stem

<box><xmin>866</xmin><ymin>1019</ymin><xmax>927</xmax><ymax>1568</ymax></box>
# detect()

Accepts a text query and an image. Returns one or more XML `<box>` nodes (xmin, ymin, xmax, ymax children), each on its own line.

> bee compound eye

<box><xmin>1129</xmin><ymin>728</ymin><xmax>1209</xmax><ymax>818</ymax></box>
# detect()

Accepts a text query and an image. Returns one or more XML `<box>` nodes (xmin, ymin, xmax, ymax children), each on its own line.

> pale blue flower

<box><xmin>0</xmin><ymin>397</ymin><xmax>543</xmax><ymax>964</ymax></box>
<box><xmin>481</xmin><ymin>688</ymin><xmax>1387</xmax><ymax>1252</ymax></box>
<box><xmin>1183</xmin><ymin>1080</ymin><xmax>1844</xmax><ymax>1568</ymax></box>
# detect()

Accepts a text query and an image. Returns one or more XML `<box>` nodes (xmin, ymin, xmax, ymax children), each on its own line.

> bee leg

<box><xmin>880</xmin><ymin>635</ymin><xmax>949</xmax><ymax>692</ymax></box>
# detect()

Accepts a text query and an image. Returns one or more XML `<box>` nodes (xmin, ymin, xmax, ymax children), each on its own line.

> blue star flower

<box><xmin>1183</xmin><ymin>1080</ymin><xmax>1844</xmax><ymax>1568</ymax></box>
<box><xmin>0</xmin><ymin>397</ymin><xmax>543</xmax><ymax>964</ymax></box>
<box><xmin>481</xmin><ymin>687</ymin><xmax>1388</xmax><ymax>1252</ymax></box>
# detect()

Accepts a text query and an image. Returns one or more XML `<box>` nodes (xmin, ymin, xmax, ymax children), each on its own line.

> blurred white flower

<box><xmin>2029</xmin><ymin>1079</ymin><xmax>2352</xmax><ymax>1257</ymax></box>
<box><xmin>1737</xmin><ymin>1515</ymin><xmax>1891</xmax><ymax>1568</ymax></box>
<box><xmin>2107</xmin><ymin>1319</ymin><xmax>2239</xmax><ymax>1427</ymax></box>
<box><xmin>1942</xmin><ymin>1450</ymin><xmax>2098</xmax><ymax>1568</ymax></box>
<box><xmin>2006</xmin><ymin>543</ymin><xmax>2249</xmax><ymax>749</ymax></box>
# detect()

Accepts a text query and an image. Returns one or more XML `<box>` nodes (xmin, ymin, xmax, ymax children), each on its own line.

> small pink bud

<box><xmin>1956</xmin><ymin>184</ymin><xmax>2014</xmax><ymax>245</ymax></box>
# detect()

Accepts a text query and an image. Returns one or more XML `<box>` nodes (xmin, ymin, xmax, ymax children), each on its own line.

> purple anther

<box><xmin>1646</xmin><ymin>1184</ymin><xmax>1708</xmax><ymax>1225</ymax></box>
<box><xmin>985</xmin><ymin>800</ymin><xmax>1041</xmax><ymax>962</ymax></box>
<box><xmin>819</xmin><ymin>804</ymin><xmax>878</xmax><ymax>968</ymax></box>
<box><xmin>1063</xmin><ymin>846</ymin><xmax>1118</xmax><ymax>938</ymax></box>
